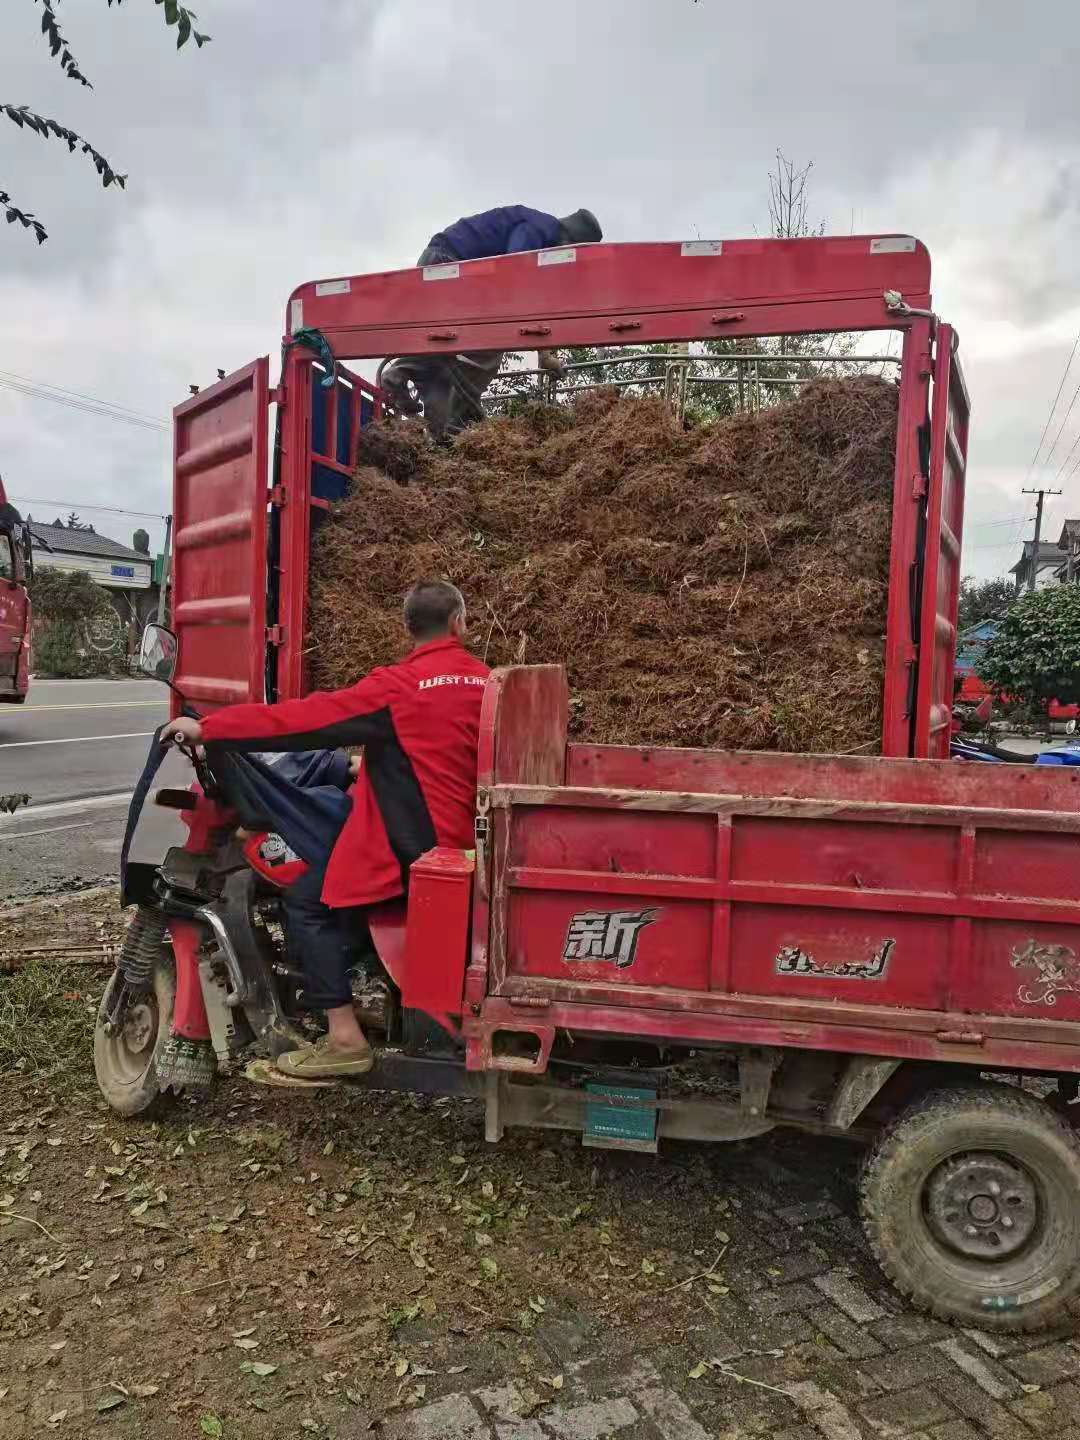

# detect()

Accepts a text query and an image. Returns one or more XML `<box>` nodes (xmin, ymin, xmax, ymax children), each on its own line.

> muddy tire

<box><xmin>93</xmin><ymin>956</ymin><xmax>175</xmax><ymax>1117</ymax></box>
<box><xmin>861</xmin><ymin>1082</ymin><xmax>1080</xmax><ymax>1331</ymax></box>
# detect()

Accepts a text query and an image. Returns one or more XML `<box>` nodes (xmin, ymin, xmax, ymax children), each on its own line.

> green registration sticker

<box><xmin>584</xmin><ymin>1084</ymin><xmax>658</xmax><ymax>1152</ymax></box>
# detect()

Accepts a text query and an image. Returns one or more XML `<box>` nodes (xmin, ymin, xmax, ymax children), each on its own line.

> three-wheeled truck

<box><xmin>102</xmin><ymin>236</ymin><xmax>1080</xmax><ymax>1331</ymax></box>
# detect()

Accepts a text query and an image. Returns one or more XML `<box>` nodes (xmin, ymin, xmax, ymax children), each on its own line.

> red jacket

<box><xmin>200</xmin><ymin>637</ymin><xmax>490</xmax><ymax>907</ymax></box>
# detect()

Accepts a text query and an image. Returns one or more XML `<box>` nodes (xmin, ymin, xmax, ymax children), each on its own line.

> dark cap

<box><xmin>558</xmin><ymin>208</ymin><xmax>603</xmax><ymax>245</ymax></box>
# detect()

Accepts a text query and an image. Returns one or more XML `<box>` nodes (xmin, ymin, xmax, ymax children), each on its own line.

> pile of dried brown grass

<box><xmin>307</xmin><ymin>378</ymin><xmax>898</xmax><ymax>753</ymax></box>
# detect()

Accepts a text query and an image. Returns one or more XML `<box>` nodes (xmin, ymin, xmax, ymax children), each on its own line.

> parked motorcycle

<box><xmin>93</xmin><ymin>624</ymin><xmax>440</xmax><ymax>1115</ymax></box>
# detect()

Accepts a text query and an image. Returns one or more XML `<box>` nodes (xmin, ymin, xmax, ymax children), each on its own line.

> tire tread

<box><xmin>860</xmin><ymin>1081</ymin><xmax>1080</xmax><ymax>1332</ymax></box>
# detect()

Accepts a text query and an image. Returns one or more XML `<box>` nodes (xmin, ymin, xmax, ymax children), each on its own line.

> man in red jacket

<box><xmin>161</xmin><ymin>581</ymin><xmax>489</xmax><ymax>1078</ymax></box>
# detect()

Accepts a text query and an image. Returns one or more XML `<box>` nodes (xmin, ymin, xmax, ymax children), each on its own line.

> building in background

<box><xmin>26</xmin><ymin>518</ymin><xmax>163</xmax><ymax>645</ymax></box>
<box><xmin>1009</xmin><ymin>538</ymin><xmax>1066</xmax><ymax>593</ymax></box>
<box><xmin>1053</xmin><ymin>520</ymin><xmax>1080</xmax><ymax>583</ymax></box>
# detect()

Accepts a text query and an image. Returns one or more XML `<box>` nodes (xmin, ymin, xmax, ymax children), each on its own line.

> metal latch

<box><xmin>266</xmin><ymin>624</ymin><xmax>284</xmax><ymax>645</ymax></box>
<box><xmin>474</xmin><ymin>792</ymin><xmax>491</xmax><ymax>899</ymax></box>
<box><xmin>884</xmin><ymin>289</ymin><xmax>936</xmax><ymax>322</ymax></box>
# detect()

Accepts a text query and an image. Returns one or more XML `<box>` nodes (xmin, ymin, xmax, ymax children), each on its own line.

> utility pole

<box><xmin>156</xmin><ymin>514</ymin><xmax>173</xmax><ymax>625</ymax></box>
<box><xmin>1021</xmin><ymin>487</ymin><xmax>1062</xmax><ymax>592</ymax></box>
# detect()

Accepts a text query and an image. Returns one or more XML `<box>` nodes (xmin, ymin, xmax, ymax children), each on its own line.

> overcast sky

<box><xmin>2</xmin><ymin>0</ymin><xmax>1079</xmax><ymax>578</ymax></box>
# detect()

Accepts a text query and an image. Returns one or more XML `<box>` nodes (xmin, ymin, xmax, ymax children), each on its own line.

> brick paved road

<box><xmin>371</xmin><ymin>1132</ymin><xmax>1080</xmax><ymax>1440</ymax></box>
<box><xmin>6</xmin><ymin>1077</ymin><xmax>1080</xmax><ymax>1438</ymax></box>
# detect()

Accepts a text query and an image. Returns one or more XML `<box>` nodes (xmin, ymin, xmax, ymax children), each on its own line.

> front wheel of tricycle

<box><xmin>93</xmin><ymin>955</ymin><xmax>175</xmax><ymax>1117</ymax></box>
<box><xmin>861</xmin><ymin>1082</ymin><xmax>1080</xmax><ymax>1331</ymax></box>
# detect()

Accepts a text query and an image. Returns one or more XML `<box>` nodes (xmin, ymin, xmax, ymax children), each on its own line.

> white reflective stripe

<box><xmin>870</xmin><ymin>236</ymin><xmax>917</xmax><ymax>254</ymax></box>
<box><xmin>290</xmin><ymin>298</ymin><xmax>304</xmax><ymax>333</ymax></box>
<box><xmin>315</xmin><ymin>278</ymin><xmax>350</xmax><ymax>296</ymax></box>
<box><xmin>423</xmin><ymin>262</ymin><xmax>460</xmax><ymax>281</ymax></box>
<box><xmin>538</xmin><ymin>247</ymin><xmax>577</xmax><ymax>267</ymax></box>
<box><xmin>0</xmin><ymin>731</ymin><xmax>154</xmax><ymax>749</ymax></box>
<box><xmin>681</xmin><ymin>241</ymin><xmax>723</xmax><ymax>257</ymax></box>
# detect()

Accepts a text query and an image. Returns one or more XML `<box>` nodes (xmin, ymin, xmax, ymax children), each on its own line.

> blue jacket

<box><xmin>431</xmin><ymin>206</ymin><xmax>563</xmax><ymax>261</ymax></box>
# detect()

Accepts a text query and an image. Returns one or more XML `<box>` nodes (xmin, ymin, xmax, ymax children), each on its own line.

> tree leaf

<box><xmin>200</xmin><ymin>1419</ymin><xmax>223</xmax><ymax>1438</ymax></box>
<box><xmin>688</xmin><ymin>1361</ymin><xmax>709</xmax><ymax>1380</ymax></box>
<box><xmin>241</xmin><ymin>1361</ymin><xmax>278</xmax><ymax>1377</ymax></box>
<box><xmin>96</xmin><ymin>1393</ymin><xmax>126</xmax><ymax>1412</ymax></box>
<box><xmin>479</xmin><ymin>1256</ymin><xmax>498</xmax><ymax>1280</ymax></box>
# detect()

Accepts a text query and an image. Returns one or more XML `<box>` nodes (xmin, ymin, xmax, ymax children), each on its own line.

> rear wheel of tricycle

<box><xmin>861</xmin><ymin>1082</ymin><xmax>1080</xmax><ymax>1331</ymax></box>
<box><xmin>93</xmin><ymin>956</ymin><xmax>175</xmax><ymax>1117</ymax></box>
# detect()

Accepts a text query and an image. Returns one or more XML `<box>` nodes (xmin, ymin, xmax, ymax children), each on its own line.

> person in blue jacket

<box><xmin>382</xmin><ymin>206</ymin><xmax>602</xmax><ymax>442</ymax></box>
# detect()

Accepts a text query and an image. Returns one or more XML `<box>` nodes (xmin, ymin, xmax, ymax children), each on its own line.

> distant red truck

<box><xmin>0</xmin><ymin>476</ymin><xmax>32</xmax><ymax>704</ymax></box>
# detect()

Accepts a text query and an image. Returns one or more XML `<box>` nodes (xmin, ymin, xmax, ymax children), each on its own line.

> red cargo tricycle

<box><xmin>95</xmin><ymin>235</ymin><xmax>1080</xmax><ymax>1331</ymax></box>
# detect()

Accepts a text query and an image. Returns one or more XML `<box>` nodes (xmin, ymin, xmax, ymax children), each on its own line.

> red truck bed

<box><xmin>168</xmin><ymin>234</ymin><xmax>967</xmax><ymax>761</ymax></box>
<box><xmin>454</xmin><ymin>666</ymin><xmax>1080</xmax><ymax>1079</ymax></box>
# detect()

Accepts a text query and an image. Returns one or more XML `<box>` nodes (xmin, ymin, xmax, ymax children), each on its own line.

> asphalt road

<box><xmin>0</xmin><ymin>676</ymin><xmax>169</xmax><ymax>894</ymax></box>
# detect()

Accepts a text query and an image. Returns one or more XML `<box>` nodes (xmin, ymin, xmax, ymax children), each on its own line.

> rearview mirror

<box><xmin>139</xmin><ymin>623</ymin><xmax>178</xmax><ymax>683</ymax></box>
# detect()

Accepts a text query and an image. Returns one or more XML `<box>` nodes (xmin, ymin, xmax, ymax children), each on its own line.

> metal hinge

<box><xmin>271</xmin><ymin>484</ymin><xmax>286</xmax><ymax>507</ymax></box>
<box><xmin>270</xmin><ymin>385</ymin><xmax>286</xmax><ymax>406</ymax></box>
<box><xmin>508</xmin><ymin>995</ymin><xmax>551</xmax><ymax>1010</ymax></box>
<box><xmin>912</xmin><ymin>472</ymin><xmax>928</xmax><ymax>500</ymax></box>
<box><xmin>266</xmin><ymin>625</ymin><xmax>284</xmax><ymax>645</ymax></box>
<box><xmin>936</xmin><ymin>1029</ymin><xmax>985</xmax><ymax>1046</ymax></box>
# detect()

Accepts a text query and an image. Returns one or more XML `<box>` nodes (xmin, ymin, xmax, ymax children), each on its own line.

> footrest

<box><xmin>583</xmin><ymin>1083</ymin><xmax>658</xmax><ymax>1153</ymax></box>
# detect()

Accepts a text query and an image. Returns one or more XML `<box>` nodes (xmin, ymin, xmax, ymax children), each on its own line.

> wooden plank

<box><xmin>506</xmin><ymin>864</ymin><xmax>1080</xmax><ymax>926</ymax></box>
<box><xmin>491</xmin><ymin>784</ymin><xmax>1080</xmax><ymax>834</ymax></box>
<box><xmin>488</xmin><ymin>808</ymin><xmax>512</xmax><ymax>994</ymax></box>
<box><xmin>709</xmin><ymin>817</ymin><xmax>732</xmax><ymax>994</ymax></box>
<box><xmin>492</xmin><ymin>977</ymin><xmax>1080</xmax><ymax>1049</ymax></box>
<box><xmin>477</xmin><ymin>666</ymin><xmax>568</xmax><ymax>789</ymax></box>
<box><xmin>565</xmin><ymin>744</ymin><xmax>1080</xmax><ymax>814</ymax></box>
<box><xmin>948</xmin><ymin>825</ymin><xmax>976</xmax><ymax>1012</ymax></box>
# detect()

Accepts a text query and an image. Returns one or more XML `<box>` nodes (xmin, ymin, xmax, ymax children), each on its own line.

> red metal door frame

<box><xmin>273</xmin><ymin>349</ymin><xmax>383</xmax><ymax>701</ymax></box>
<box><xmin>272</xmin><ymin>237</ymin><xmax>948</xmax><ymax>752</ymax></box>
<box><xmin>915</xmin><ymin>324</ymin><xmax>971</xmax><ymax>757</ymax></box>
<box><xmin>171</xmin><ymin>358</ymin><xmax>269</xmax><ymax>709</ymax></box>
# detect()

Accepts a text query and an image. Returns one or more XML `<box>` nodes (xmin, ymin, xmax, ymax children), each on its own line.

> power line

<box><xmin>0</xmin><ymin>373</ymin><xmax>168</xmax><ymax>434</ymax></box>
<box><xmin>1055</xmin><ymin>423</ymin><xmax>1080</xmax><ymax>482</ymax></box>
<box><xmin>1042</xmin><ymin>373</ymin><xmax>1080</xmax><ymax>472</ymax></box>
<box><xmin>0</xmin><ymin>369</ymin><xmax>167</xmax><ymax>424</ymax></box>
<box><xmin>1026</xmin><ymin>328</ymin><xmax>1080</xmax><ymax>477</ymax></box>
<box><xmin>12</xmin><ymin>496</ymin><xmax>168</xmax><ymax>521</ymax></box>
<box><xmin>967</xmin><ymin>521</ymin><xmax>1036</xmax><ymax>538</ymax></box>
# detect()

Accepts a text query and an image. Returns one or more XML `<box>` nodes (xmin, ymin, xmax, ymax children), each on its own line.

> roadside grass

<box><xmin>0</xmin><ymin>957</ymin><xmax>103</xmax><ymax>1088</ymax></box>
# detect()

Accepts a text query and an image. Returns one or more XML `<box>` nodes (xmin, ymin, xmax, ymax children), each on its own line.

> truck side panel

<box><xmin>470</xmin><ymin>666</ymin><xmax>1080</xmax><ymax>1075</ymax></box>
<box><xmin>916</xmin><ymin>324</ymin><xmax>970</xmax><ymax>757</ymax></box>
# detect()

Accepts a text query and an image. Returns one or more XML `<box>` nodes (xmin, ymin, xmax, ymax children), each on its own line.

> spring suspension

<box><xmin>118</xmin><ymin>905</ymin><xmax>167</xmax><ymax>991</ymax></box>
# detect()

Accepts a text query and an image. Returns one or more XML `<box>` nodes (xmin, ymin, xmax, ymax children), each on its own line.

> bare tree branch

<box><xmin>1</xmin><ymin>191</ymin><xmax>48</xmax><ymax>245</ymax></box>
<box><xmin>37</xmin><ymin>1</ymin><xmax>93</xmax><ymax>87</ymax></box>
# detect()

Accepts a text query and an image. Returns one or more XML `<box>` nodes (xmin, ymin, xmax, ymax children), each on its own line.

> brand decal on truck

<box><xmin>1011</xmin><ymin>939</ymin><xmax>1080</xmax><ymax>1006</ymax></box>
<box><xmin>775</xmin><ymin>938</ymin><xmax>895</xmax><ymax>981</ymax></box>
<box><xmin>563</xmin><ymin>908</ymin><xmax>660</xmax><ymax>969</ymax></box>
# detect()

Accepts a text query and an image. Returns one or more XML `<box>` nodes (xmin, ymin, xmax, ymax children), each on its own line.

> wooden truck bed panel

<box><xmin>467</xmin><ymin>667</ymin><xmax>1080</xmax><ymax>1074</ymax></box>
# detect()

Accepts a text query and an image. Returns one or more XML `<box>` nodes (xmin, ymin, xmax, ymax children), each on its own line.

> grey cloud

<box><xmin>3</xmin><ymin>0</ymin><xmax>1080</xmax><ymax>583</ymax></box>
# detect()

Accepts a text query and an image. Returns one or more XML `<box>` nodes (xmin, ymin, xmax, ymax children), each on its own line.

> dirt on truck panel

<box><xmin>308</xmin><ymin>378</ymin><xmax>898</xmax><ymax>755</ymax></box>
